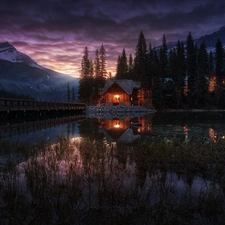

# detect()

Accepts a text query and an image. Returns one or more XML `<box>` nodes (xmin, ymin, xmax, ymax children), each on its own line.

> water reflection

<box><xmin>80</xmin><ymin>111</ymin><xmax>225</xmax><ymax>145</ymax></box>
<box><xmin>0</xmin><ymin>115</ymin><xmax>85</xmax><ymax>143</ymax></box>
<box><xmin>101</xmin><ymin>118</ymin><xmax>140</xmax><ymax>144</ymax></box>
<box><xmin>2</xmin><ymin>111</ymin><xmax>225</xmax><ymax>145</ymax></box>
<box><xmin>2</xmin><ymin>112</ymin><xmax>225</xmax><ymax>223</ymax></box>
<box><xmin>1</xmin><ymin>135</ymin><xmax>225</xmax><ymax>224</ymax></box>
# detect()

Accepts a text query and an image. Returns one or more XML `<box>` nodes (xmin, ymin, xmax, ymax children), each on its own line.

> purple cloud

<box><xmin>0</xmin><ymin>0</ymin><xmax>224</xmax><ymax>77</ymax></box>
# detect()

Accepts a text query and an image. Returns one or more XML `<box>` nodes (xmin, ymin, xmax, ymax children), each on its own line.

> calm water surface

<box><xmin>1</xmin><ymin>111</ymin><xmax>225</xmax><ymax>223</ymax></box>
<box><xmin>1</xmin><ymin>111</ymin><xmax>225</xmax><ymax>143</ymax></box>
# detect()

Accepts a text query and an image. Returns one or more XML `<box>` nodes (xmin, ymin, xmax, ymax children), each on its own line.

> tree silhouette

<box><xmin>116</xmin><ymin>48</ymin><xmax>128</xmax><ymax>79</ymax></box>
<box><xmin>186</xmin><ymin>32</ymin><xmax>197</xmax><ymax>107</ymax></box>
<box><xmin>215</xmin><ymin>39</ymin><xmax>225</xmax><ymax>106</ymax></box>
<box><xmin>79</xmin><ymin>47</ymin><xmax>94</xmax><ymax>103</ymax></box>
<box><xmin>133</xmin><ymin>31</ymin><xmax>148</xmax><ymax>86</ymax></box>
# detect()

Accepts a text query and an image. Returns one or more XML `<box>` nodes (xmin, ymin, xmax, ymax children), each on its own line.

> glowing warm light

<box><xmin>71</xmin><ymin>137</ymin><xmax>83</xmax><ymax>142</ymax></box>
<box><xmin>209</xmin><ymin>76</ymin><xmax>216</xmax><ymax>92</ymax></box>
<box><xmin>114</xmin><ymin>95</ymin><xmax>120</xmax><ymax>99</ymax></box>
<box><xmin>113</xmin><ymin>119</ymin><xmax>121</xmax><ymax>128</ymax></box>
<box><xmin>209</xmin><ymin>128</ymin><xmax>216</xmax><ymax>143</ymax></box>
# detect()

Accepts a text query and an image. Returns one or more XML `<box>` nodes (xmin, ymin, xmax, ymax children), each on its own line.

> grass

<box><xmin>1</xmin><ymin>136</ymin><xmax>225</xmax><ymax>224</ymax></box>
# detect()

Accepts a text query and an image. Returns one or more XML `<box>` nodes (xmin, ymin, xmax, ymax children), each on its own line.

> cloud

<box><xmin>0</xmin><ymin>0</ymin><xmax>225</xmax><ymax>77</ymax></box>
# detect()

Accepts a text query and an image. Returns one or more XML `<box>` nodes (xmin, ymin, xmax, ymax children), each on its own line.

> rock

<box><xmin>85</xmin><ymin>105</ymin><xmax>156</xmax><ymax>118</ymax></box>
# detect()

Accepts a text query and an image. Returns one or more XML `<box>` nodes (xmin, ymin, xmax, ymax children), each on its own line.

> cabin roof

<box><xmin>102</xmin><ymin>128</ymin><xmax>140</xmax><ymax>143</ymax></box>
<box><xmin>102</xmin><ymin>79</ymin><xmax>140</xmax><ymax>95</ymax></box>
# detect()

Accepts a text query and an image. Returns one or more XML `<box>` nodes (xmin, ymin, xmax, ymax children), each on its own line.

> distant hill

<box><xmin>0</xmin><ymin>42</ymin><xmax>79</xmax><ymax>101</ymax></box>
<box><xmin>158</xmin><ymin>25</ymin><xmax>225</xmax><ymax>52</ymax></box>
<box><xmin>196</xmin><ymin>25</ymin><xmax>225</xmax><ymax>48</ymax></box>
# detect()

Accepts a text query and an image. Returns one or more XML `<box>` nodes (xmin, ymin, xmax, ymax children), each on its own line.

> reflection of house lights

<box><xmin>114</xmin><ymin>124</ymin><xmax>120</xmax><ymax>128</ymax></box>
<box><xmin>209</xmin><ymin>128</ymin><xmax>216</xmax><ymax>143</ymax></box>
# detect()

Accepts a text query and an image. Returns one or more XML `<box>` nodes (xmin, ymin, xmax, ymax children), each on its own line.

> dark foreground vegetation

<box><xmin>1</xmin><ymin>136</ymin><xmax>225</xmax><ymax>224</ymax></box>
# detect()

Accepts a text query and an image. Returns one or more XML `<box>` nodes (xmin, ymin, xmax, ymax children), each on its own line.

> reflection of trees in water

<box><xmin>114</xmin><ymin>143</ymin><xmax>129</xmax><ymax>170</ymax></box>
<box><xmin>79</xmin><ymin>118</ymin><xmax>105</xmax><ymax>141</ymax></box>
<box><xmin>2</xmin><ymin>136</ymin><xmax>225</xmax><ymax>223</ymax></box>
<box><xmin>150</xmin><ymin>112</ymin><xmax>225</xmax><ymax>140</ymax></box>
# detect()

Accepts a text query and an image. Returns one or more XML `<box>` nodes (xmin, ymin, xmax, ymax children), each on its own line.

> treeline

<box><xmin>79</xmin><ymin>31</ymin><xmax>225</xmax><ymax>109</ymax></box>
<box><xmin>78</xmin><ymin>44</ymin><xmax>109</xmax><ymax>105</ymax></box>
<box><xmin>0</xmin><ymin>89</ymin><xmax>34</xmax><ymax>100</ymax></box>
<box><xmin>116</xmin><ymin>31</ymin><xmax>225</xmax><ymax>109</ymax></box>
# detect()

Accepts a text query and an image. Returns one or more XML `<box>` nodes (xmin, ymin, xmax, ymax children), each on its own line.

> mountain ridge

<box><xmin>159</xmin><ymin>25</ymin><xmax>225</xmax><ymax>51</ymax></box>
<box><xmin>0</xmin><ymin>42</ymin><xmax>78</xmax><ymax>101</ymax></box>
<box><xmin>0</xmin><ymin>26</ymin><xmax>224</xmax><ymax>101</ymax></box>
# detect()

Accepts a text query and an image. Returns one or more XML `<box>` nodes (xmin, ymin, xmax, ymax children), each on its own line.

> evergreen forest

<box><xmin>78</xmin><ymin>31</ymin><xmax>225</xmax><ymax>109</ymax></box>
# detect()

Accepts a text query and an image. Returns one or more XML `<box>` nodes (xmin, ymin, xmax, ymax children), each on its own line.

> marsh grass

<box><xmin>1</xmin><ymin>136</ymin><xmax>225</xmax><ymax>224</ymax></box>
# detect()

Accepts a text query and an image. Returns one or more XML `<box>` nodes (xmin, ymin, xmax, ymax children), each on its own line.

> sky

<box><xmin>0</xmin><ymin>0</ymin><xmax>225</xmax><ymax>78</ymax></box>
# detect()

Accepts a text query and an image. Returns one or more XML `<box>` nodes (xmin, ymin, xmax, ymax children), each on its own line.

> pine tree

<box><xmin>159</xmin><ymin>34</ymin><xmax>170</xmax><ymax>106</ymax></box>
<box><xmin>116</xmin><ymin>55</ymin><xmax>122</xmax><ymax>79</ymax></box>
<box><xmin>89</xmin><ymin>59</ymin><xmax>94</xmax><ymax>77</ymax></box>
<box><xmin>167</xmin><ymin>48</ymin><xmax>177</xmax><ymax>107</ymax></box>
<box><xmin>128</xmin><ymin>54</ymin><xmax>133</xmax><ymax>73</ymax></box>
<box><xmin>215</xmin><ymin>38</ymin><xmax>225</xmax><ymax>106</ymax></box>
<box><xmin>208</xmin><ymin>51</ymin><xmax>214</xmax><ymax>76</ymax></box>
<box><xmin>79</xmin><ymin>46</ymin><xmax>93</xmax><ymax>103</ymax></box>
<box><xmin>151</xmin><ymin>49</ymin><xmax>163</xmax><ymax>108</ymax></box>
<box><xmin>128</xmin><ymin>54</ymin><xmax>134</xmax><ymax>79</ymax></box>
<box><xmin>175</xmin><ymin>40</ymin><xmax>186</xmax><ymax>107</ymax></box>
<box><xmin>67</xmin><ymin>83</ymin><xmax>70</xmax><ymax>102</ymax></box>
<box><xmin>208</xmin><ymin>51</ymin><xmax>216</xmax><ymax>102</ymax></box>
<box><xmin>186</xmin><ymin>32</ymin><xmax>197</xmax><ymax>107</ymax></box>
<box><xmin>146</xmin><ymin>42</ymin><xmax>154</xmax><ymax>90</ymax></box>
<box><xmin>116</xmin><ymin>48</ymin><xmax>128</xmax><ymax>79</ymax></box>
<box><xmin>121</xmin><ymin>48</ymin><xmax>128</xmax><ymax>78</ymax></box>
<box><xmin>94</xmin><ymin>49</ymin><xmax>100</xmax><ymax>78</ymax></box>
<box><xmin>93</xmin><ymin>49</ymin><xmax>101</xmax><ymax>102</ymax></box>
<box><xmin>215</xmin><ymin>39</ymin><xmax>225</xmax><ymax>84</ymax></box>
<box><xmin>133</xmin><ymin>31</ymin><xmax>148</xmax><ymax>86</ymax></box>
<box><xmin>99</xmin><ymin>44</ymin><xmax>107</xmax><ymax>88</ymax></box>
<box><xmin>195</xmin><ymin>41</ymin><xmax>209</xmax><ymax>106</ymax></box>
<box><xmin>81</xmin><ymin>46</ymin><xmax>90</xmax><ymax>78</ymax></box>
<box><xmin>159</xmin><ymin>34</ymin><xmax>169</xmax><ymax>83</ymax></box>
<box><xmin>72</xmin><ymin>85</ymin><xmax>75</xmax><ymax>102</ymax></box>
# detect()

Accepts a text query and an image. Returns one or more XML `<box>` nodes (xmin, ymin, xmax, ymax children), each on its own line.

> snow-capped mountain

<box><xmin>159</xmin><ymin>25</ymin><xmax>225</xmax><ymax>52</ymax></box>
<box><xmin>195</xmin><ymin>25</ymin><xmax>225</xmax><ymax>51</ymax></box>
<box><xmin>0</xmin><ymin>42</ymin><xmax>40</xmax><ymax>67</ymax></box>
<box><xmin>0</xmin><ymin>42</ymin><xmax>79</xmax><ymax>101</ymax></box>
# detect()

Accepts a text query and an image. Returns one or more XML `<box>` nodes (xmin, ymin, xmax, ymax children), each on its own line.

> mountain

<box><xmin>0</xmin><ymin>42</ymin><xmax>79</xmax><ymax>101</ymax></box>
<box><xmin>196</xmin><ymin>25</ymin><xmax>225</xmax><ymax>48</ymax></box>
<box><xmin>157</xmin><ymin>25</ymin><xmax>225</xmax><ymax>52</ymax></box>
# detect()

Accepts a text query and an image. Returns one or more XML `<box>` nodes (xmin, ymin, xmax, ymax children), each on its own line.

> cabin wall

<box><xmin>105</xmin><ymin>93</ymin><xmax>131</xmax><ymax>106</ymax></box>
<box><xmin>101</xmin><ymin>82</ymin><xmax>141</xmax><ymax>106</ymax></box>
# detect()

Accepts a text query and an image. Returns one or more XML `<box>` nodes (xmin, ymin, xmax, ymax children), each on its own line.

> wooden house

<box><xmin>100</xmin><ymin>79</ymin><xmax>141</xmax><ymax>106</ymax></box>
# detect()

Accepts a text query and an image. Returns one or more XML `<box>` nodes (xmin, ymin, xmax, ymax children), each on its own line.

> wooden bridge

<box><xmin>0</xmin><ymin>98</ymin><xmax>86</xmax><ymax>114</ymax></box>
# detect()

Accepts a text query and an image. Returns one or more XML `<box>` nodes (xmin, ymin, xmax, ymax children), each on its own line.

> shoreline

<box><xmin>85</xmin><ymin>105</ymin><xmax>156</xmax><ymax>118</ymax></box>
<box><xmin>161</xmin><ymin>109</ymin><xmax>225</xmax><ymax>112</ymax></box>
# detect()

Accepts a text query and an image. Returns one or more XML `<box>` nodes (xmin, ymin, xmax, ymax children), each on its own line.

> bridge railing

<box><xmin>0</xmin><ymin>98</ymin><xmax>86</xmax><ymax>112</ymax></box>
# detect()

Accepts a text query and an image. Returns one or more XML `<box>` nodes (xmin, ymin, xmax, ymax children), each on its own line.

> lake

<box><xmin>1</xmin><ymin>111</ymin><xmax>225</xmax><ymax>143</ymax></box>
<box><xmin>1</xmin><ymin>111</ymin><xmax>225</xmax><ymax>224</ymax></box>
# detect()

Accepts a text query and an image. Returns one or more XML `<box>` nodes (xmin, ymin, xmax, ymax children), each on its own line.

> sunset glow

<box><xmin>0</xmin><ymin>1</ymin><xmax>225</xmax><ymax>77</ymax></box>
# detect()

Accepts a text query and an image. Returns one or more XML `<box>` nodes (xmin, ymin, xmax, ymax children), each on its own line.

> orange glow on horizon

<box><xmin>18</xmin><ymin>43</ymin><xmax>116</xmax><ymax>78</ymax></box>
